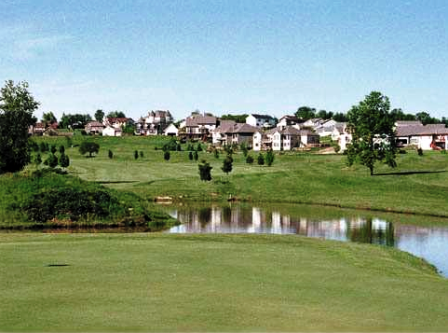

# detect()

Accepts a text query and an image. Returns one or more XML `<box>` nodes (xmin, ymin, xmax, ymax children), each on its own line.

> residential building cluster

<box><xmin>30</xmin><ymin>110</ymin><xmax>448</xmax><ymax>151</ymax></box>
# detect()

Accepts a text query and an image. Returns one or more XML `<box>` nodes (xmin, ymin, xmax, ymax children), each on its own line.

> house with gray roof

<box><xmin>183</xmin><ymin>114</ymin><xmax>218</xmax><ymax>140</ymax></box>
<box><xmin>396</xmin><ymin>124</ymin><xmax>448</xmax><ymax>150</ymax></box>
<box><xmin>212</xmin><ymin>121</ymin><xmax>258</xmax><ymax>147</ymax></box>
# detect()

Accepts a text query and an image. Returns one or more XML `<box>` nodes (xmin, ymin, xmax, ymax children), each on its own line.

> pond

<box><xmin>165</xmin><ymin>204</ymin><xmax>448</xmax><ymax>278</ymax></box>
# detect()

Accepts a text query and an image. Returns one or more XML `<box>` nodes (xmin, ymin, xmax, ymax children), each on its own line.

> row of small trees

<box><xmin>34</xmin><ymin>152</ymin><xmax>70</xmax><ymax>168</ymax></box>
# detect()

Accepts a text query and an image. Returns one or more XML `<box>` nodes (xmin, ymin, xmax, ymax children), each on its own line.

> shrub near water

<box><xmin>1</xmin><ymin>170</ymin><xmax>177</xmax><ymax>229</ymax></box>
<box><xmin>23</xmin><ymin>188</ymin><xmax>119</xmax><ymax>222</ymax></box>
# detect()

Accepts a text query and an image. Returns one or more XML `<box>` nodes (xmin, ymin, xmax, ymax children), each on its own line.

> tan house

<box><xmin>183</xmin><ymin>114</ymin><xmax>217</xmax><ymax>140</ymax></box>
<box><xmin>253</xmin><ymin>126</ymin><xmax>319</xmax><ymax>151</ymax></box>
<box><xmin>85</xmin><ymin>121</ymin><xmax>105</xmax><ymax>135</ymax></box>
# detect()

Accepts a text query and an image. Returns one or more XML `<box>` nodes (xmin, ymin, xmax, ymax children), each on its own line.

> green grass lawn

<box><xmin>30</xmin><ymin>136</ymin><xmax>448</xmax><ymax>217</ymax></box>
<box><xmin>0</xmin><ymin>233</ymin><xmax>447</xmax><ymax>332</ymax></box>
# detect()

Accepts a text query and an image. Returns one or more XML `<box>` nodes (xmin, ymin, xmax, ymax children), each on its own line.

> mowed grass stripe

<box><xmin>0</xmin><ymin>233</ymin><xmax>447</xmax><ymax>332</ymax></box>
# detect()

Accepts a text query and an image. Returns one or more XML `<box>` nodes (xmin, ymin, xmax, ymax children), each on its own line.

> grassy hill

<box><xmin>30</xmin><ymin>135</ymin><xmax>448</xmax><ymax>217</ymax></box>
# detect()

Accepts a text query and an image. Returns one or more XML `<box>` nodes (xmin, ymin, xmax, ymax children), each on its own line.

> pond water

<box><xmin>165</xmin><ymin>204</ymin><xmax>448</xmax><ymax>278</ymax></box>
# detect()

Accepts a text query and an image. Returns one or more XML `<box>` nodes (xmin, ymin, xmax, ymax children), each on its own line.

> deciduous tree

<box><xmin>346</xmin><ymin>91</ymin><xmax>397</xmax><ymax>176</ymax></box>
<box><xmin>0</xmin><ymin>80</ymin><xmax>39</xmax><ymax>173</ymax></box>
<box><xmin>94</xmin><ymin>109</ymin><xmax>105</xmax><ymax>122</ymax></box>
<box><xmin>79</xmin><ymin>141</ymin><xmax>100</xmax><ymax>157</ymax></box>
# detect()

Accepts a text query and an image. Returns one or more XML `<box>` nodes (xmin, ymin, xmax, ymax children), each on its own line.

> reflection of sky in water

<box><xmin>397</xmin><ymin>230</ymin><xmax>448</xmax><ymax>277</ymax></box>
<box><xmin>167</xmin><ymin>206</ymin><xmax>448</xmax><ymax>278</ymax></box>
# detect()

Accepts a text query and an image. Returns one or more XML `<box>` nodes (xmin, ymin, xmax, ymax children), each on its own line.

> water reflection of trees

<box><xmin>347</xmin><ymin>218</ymin><xmax>395</xmax><ymax>246</ymax></box>
<box><xmin>174</xmin><ymin>206</ymin><xmax>394</xmax><ymax>247</ymax></box>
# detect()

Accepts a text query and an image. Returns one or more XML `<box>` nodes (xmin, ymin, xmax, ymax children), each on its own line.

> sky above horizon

<box><xmin>1</xmin><ymin>0</ymin><xmax>448</xmax><ymax>121</ymax></box>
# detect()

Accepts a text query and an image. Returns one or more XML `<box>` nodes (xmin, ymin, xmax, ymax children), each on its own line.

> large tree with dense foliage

<box><xmin>346</xmin><ymin>91</ymin><xmax>397</xmax><ymax>176</ymax></box>
<box><xmin>0</xmin><ymin>80</ymin><xmax>39</xmax><ymax>173</ymax></box>
<box><xmin>94</xmin><ymin>109</ymin><xmax>105</xmax><ymax>122</ymax></box>
<box><xmin>79</xmin><ymin>141</ymin><xmax>100</xmax><ymax>157</ymax></box>
<box><xmin>60</xmin><ymin>113</ymin><xmax>92</xmax><ymax>129</ymax></box>
<box><xmin>106</xmin><ymin>111</ymin><xmax>126</xmax><ymax>118</ymax></box>
<box><xmin>42</xmin><ymin>111</ymin><xmax>57</xmax><ymax>126</ymax></box>
<box><xmin>220</xmin><ymin>114</ymin><xmax>248</xmax><ymax>123</ymax></box>
<box><xmin>295</xmin><ymin>106</ymin><xmax>316</xmax><ymax>120</ymax></box>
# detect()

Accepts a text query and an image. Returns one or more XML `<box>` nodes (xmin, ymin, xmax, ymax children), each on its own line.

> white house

<box><xmin>104</xmin><ymin>117</ymin><xmax>134</xmax><ymax>129</ymax></box>
<box><xmin>315</xmin><ymin>119</ymin><xmax>338</xmax><ymax>137</ymax></box>
<box><xmin>136</xmin><ymin>110</ymin><xmax>174</xmax><ymax>135</ymax></box>
<box><xmin>329</xmin><ymin>122</ymin><xmax>352</xmax><ymax>152</ymax></box>
<box><xmin>303</xmin><ymin>118</ymin><xmax>325</xmax><ymax>128</ymax></box>
<box><xmin>277</xmin><ymin>115</ymin><xmax>302</xmax><ymax>130</ymax></box>
<box><xmin>103</xmin><ymin>125</ymin><xmax>122</xmax><ymax>137</ymax></box>
<box><xmin>163</xmin><ymin>123</ymin><xmax>178</xmax><ymax>136</ymax></box>
<box><xmin>246</xmin><ymin>114</ymin><xmax>276</xmax><ymax>128</ymax></box>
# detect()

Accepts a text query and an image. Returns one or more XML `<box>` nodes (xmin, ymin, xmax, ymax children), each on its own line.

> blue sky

<box><xmin>1</xmin><ymin>0</ymin><xmax>448</xmax><ymax>121</ymax></box>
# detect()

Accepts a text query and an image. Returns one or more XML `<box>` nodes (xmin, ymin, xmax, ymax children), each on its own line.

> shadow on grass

<box><xmin>94</xmin><ymin>180</ymin><xmax>139</xmax><ymax>184</ymax></box>
<box><xmin>374</xmin><ymin>170</ymin><xmax>447</xmax><ymax>176</ymax></box>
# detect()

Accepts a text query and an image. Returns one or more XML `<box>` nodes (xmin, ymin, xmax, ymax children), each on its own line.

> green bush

<box><xmin>257</xmin><ymin>153</ymin><xmax>265</xmax><ymax>165</ymax></box>
<box><xmin>79</xmin><ymin>141</ymin><xmax>100</xmax><ymax>157</ymax></box>
<box><xmin>29</xmin><ymin>140</ymin><xmax>39</xmax><ymax>152</ymax></box>
<box><xmin>2</xmin><ymin>171</ymin><xmax>177</xmax><ymax>228</ymax></box>
<box><xmin>198</xmin><ymin>160</ymin><xmax>212</xmax><ymax>181</ymax></box>
<box><xmin>266</xmin><ymin>150</ymin><xmax>275</xmax><ymax>166</ymax></box>
<box><xmin>221</xmin><ymin>155</ymin><xmax>233</xmax><ymax>175</ymax></box>
<box><xmin>23</xmin><ymin>188</ymin><xmax>120</xmax><ymax>222</ymax></box>
<box><xmin>34</xmin><ymin>153</ymin><xmax>42</xmax><ymax>165</ymax></box>
<box><xmin>59</xmin><ymin>153</ymin><xmax>70</xmax><ymax>168</ymax></box>
<box><xmin>44</xmin><ymin>154</ymin><xmax>58</xmax><ymax>168</ymax></box>
<box><xmin>164</xmin><ymin>151</ymin><xmax>171</xmax><ymax>161</ymax></box>
<box><xmin>39</xmin><ymin>142</ymin><xmax>48</xmax><ymax>153</ymax></box>
<box><xmin>246</xmin><ymin>155</ymin><xmax>254</xmax><ymax>164</ymax></box>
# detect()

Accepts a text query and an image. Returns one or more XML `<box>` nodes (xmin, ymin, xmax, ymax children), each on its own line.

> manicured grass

<box><xmin>31</xmin><ymin>136</ymin><xmax>448</xmax><ymax>217</ymax></box>
<box><xmin>0</xmin><ymin>233</ymin><xmax>447</xmax><ymax>332</ymax></box>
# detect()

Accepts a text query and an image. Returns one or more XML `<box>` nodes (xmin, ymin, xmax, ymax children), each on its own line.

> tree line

<box><xmin>294</xmin><ymin>105</ymin><xmax>448</xmax><ymax>126</ymax></box>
